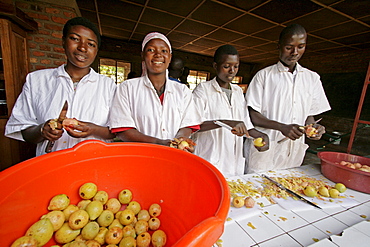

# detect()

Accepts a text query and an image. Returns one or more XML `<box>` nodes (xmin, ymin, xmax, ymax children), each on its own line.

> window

<box><xmin>99</xmin><ymin>58</ymin><xmax>131</xmax><ymax>83</ymax></box>
<box><xmin>187</xmin><ymin>70</ymin><xmax>209</xmax><ymax>90</ymax></box>
<box><xmin>231</xmin><ymin>76</ymin><xmax>243</xmax><ymax>84</ymax></box>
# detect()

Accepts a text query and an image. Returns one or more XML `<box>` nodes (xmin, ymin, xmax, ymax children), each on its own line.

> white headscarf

<box><xmin>141</xmin><ymin>32</ymin><xmax>172</xmax><ymax>76</ymax></box>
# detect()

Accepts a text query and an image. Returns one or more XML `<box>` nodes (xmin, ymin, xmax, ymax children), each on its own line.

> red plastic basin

<box><xmin>0</xmin><ymin>140</ymin><xmax>230</xmax><ymax>246</ymax></box>
<box><xmin>317</xmin><ymin>151</ymin><xmax>370</xmax><ymax>194</ymax></box>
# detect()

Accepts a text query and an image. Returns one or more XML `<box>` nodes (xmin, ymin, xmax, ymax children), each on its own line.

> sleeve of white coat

<box><xmin>5</xmin><ymin>74</ymin><xmax>38</xmax><ymax>141</ymax></box>
<box><xmin>308</xmin><ymin>74</ymin><xmax>331</xmax><ymax>116</ymax></box>
<box><xmin>245</xmin><ymin>71</ymin><xmax>265</xmax><ymax>114</ymax></box>
<box><xmin>179</xmin><ymin>87</ymin><xmax>203</xmax><ymax>129</ymax></box>
<box><xmin>109</xmin><ymin>82</ymin><xmax>137</xmax><ymax>129</ymax></box>
<box><xmin>243</xmin><ymin>99</ymin><xmax>255</xmax><ymax>130</ymax></box>
<box><xmin>192</xmin><ymin>83</ymin><xmax>208</xmax><ymax>122</ymax></box>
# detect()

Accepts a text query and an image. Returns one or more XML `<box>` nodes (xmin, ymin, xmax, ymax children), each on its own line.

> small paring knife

<box><xmin>262</xmin><ymin>174</ymin><xmax>322</xmax><ymax>209</ymax></box>
<box><xmin>213</xmin><ymin>120</ymin><xmax>253</xmax><ymax>139</ymax></box>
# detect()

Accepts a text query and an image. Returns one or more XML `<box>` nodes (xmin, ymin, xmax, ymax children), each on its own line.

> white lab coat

<box><xmin>5</xmin><ymin>65</ymin><xmax>117</xmax><ymax>156</ymax></box>
<box><xmin>245</xmin><ymin>62</ymin><xmax>331</xmax><ymax>173</ymax></box>
<box><xmin>192</xmin><ymin>78</ymin><xmax>253</xmax><ymax>176</ymax></box>
<box><xmin>109</xmin><ymin>75</ymin><xmax>202</xmax><ymax>139</ymax></box>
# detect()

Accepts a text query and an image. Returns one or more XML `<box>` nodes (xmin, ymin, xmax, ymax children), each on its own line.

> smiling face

<box><xmin>63</xmin><ymin>25</ymin><xmax>98</xmax><ymax>70</ymax></box>
<box><xmin>214</xmin><ymin>54</ymin><xmax>239</xmax><ymax>85</ymax></box>
<box><xmin>142</xmin><ymin>39</ymin><xmax>172</xmax><ymax>75</ymax></box>
<box><xmin>278</xmin><ymin>32</ymin><xmax>307</xmax><ymax>72</ymax></box>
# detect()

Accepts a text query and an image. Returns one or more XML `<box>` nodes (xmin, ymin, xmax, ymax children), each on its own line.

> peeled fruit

<box><xmin>318</xmin><ymin>186</ymin><xmax>330</xmax><ymax>197</ymax></box>
<box><xmin>55</xmin><ymin>222</ymin><xmax>81</xmax><ymax>244</ymax></box>
<box><xmin>137</xmin><ymin>210</ymin><xmax>150</xmax><ymax>222</ymax></box>
<box><xmin>105</xmin><ymin>227</ymin><xmax>123</xmax><ymax>245</ymax></box>
<box><xmin>122</xmin><ymin>225</ymin><xmax>136</xmax><ymax>238</ymax></box>
<box><xmin>178</xmin><ymin>140</ymin><xmax>189</xmax><ymax>150</ymax></box>
<box><xmin>41</xmin><ymin>210</ymin><xmax>65</xmax><ymax>231</ymax></box>
<box><xmin>329</xmin><ymin>188</ymin><xmax>340</xmax><ymax>198</ymax></box>
<box><xmin>118</xmin><ymin>189</ymin><xmax>133</xmax><ymax>204</ymax></box>
<box><xmin>148</xmin><ymin>217</ymin><xmax>160</xmax><ymax>231</ymax></box>
<box><xmin>79</xmin><ymin>182</ymin><xmax>98</xmax><ymax>200</ymax></box>
<box><xmin>81</xmin><ymin>221</ymin><xmax>99</xmax><ymax>240</ymax></box>
<box><xmin>151</xmin><ymin>230</ymin><xmax>167</xmax><ymax>247</ymax></box>
<box><xmin>109</xmin><ymin>218</ymin><xmax>124</xmax><ymax>230</ymax></box>
<box><xmin>244</xmin><ymin>197</ymin><xmax>255</xmax><ymax>208</ymax></box>
<box><xmin>148</xmin><ymin>203</ymin><xmax>161</xmax><ymax>217</ymax></box>
<box><xmin>77</xmin><ymin>200</ymin><xmax>91</xmax><ymax>210</ymax></box>
<box><xmin>48</xmin><ymin>194</ymin><xmax>70</xmax><ymax>211</ymax></box>
<box><xmin>104</xmin><ymin>198</ymin><xmax>121</xmax><ymax>214</ymax></box>
<box><xmin>303</xmin><ymin>186</ymin><xmax>317</xmax><ymax>197</ymax></box>
<box><xmin>68</xmin><ymin>209</ymin><xmax>89</xmax><ymax>230</ymax></box>
<box><xmin>97</xmin><ymin>209</ymin><xmax>114</xmax><ymax>227</ymax></box>
<box><xmin>119</xmin><ymin>236</ymin><xmax>136</xmax><ymax>247</ymax></box>
<box><xmin>136</xmin><ymin>232</ymin><xmax>151</xmax><ymax>247</ymax></box>
<box><xmin>119</xmin><ymin>209</ymin><xmax>136</xmax><ymax>225</ymax></box>
<box><xmin>134</xmin><ymin>220</ymin><xmax>149</xmax><ymax>235</ymax></box>
<box><xmin>11</xmin><ymin>236</ymin><xmax>38</xmax><ymax>247</ymax></box>
<box><xmin>335</xmin><ymin>183</ymin><xmax>347</xmax><ymax>193</ymax></box>
<box><xmin>62</xmin><ymin>118</ymin><xmax>79</xmax><ymax>128</ymax></box>
<box><xmin>232</xmin><ymin>196</ymin><xmax>245</xmax><ymax>208</ymax></box>
<box><xmin>305</xmin><ymin>126</ymin><xmax>317</xmax><ymax>137</ymax></box>
<box><xmin>127</xmin><ymin>201</ymin><xmax>141</xmax><ymax>215</ymax></box>
<box><xmin>25</xmin><ymin>218</ymin><xmax>54</xmax><ymax>246</ymax></box>
<box><xmin>85</xmin><ymin>201</ymin><xmax>104</xmax><ymax>220</ymax></box>
<box><xmin>68</xmin><ymin>241</ymin><xmax>88</xmax><ymax>247</ymax></box>
<box><xmin>63</xmin><ymin>204</ymin><xmax>79</xmax><ymax>221</ymax></box>
<box><xmin>93</xmin><ymin>227</ymin><xmax>108</xmax><ymax>245</ymax></box>
<box><xmin>85</xmin><ymin>240</ymin><xmax>101</xmax><ymax>247</ymax></box>
<box><xmin>93</xmin><ymin>190</ymin><xmax>109</xmax><ymax>204</ymax></box>
<box><xmin>253</xmin><ymin>137</ymin><xmax>265</xmax><ymax>147</ymax></box>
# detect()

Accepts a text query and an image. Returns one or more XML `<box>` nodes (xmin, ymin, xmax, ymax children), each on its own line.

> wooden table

<box><xmin>214</xmin><ymin>164</ymin><xmax>370</xmax><ymax>247</ymax></box>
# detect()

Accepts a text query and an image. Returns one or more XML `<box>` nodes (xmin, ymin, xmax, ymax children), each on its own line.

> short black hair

<box><xmin>214</xmin><ymin>45</ymin><xmax>238</xmax><ymax>64</ymax></box>
<box><xmin>63</xmin><ymin>17</ymin><xmax>101</xmax><ymax>48</ymax></box>
<box><xmin>279</xmin><ymin>24</ymin><xmax>306</xmax><ymax>45</ymax></box>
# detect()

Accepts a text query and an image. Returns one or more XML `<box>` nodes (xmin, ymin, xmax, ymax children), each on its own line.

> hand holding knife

<box><xmin>45</xmin><ymin>100</ymin><xmax>68</xmax><ymax>153</ymax></box>
<box><xmin>262</xmin><ymin>174</ymin><xmax>322</xmax><ymax>209</ymax></box>
<box><xmin>277</xmin><ymin>118</ymin><xmax>323</xmax><ymax>144</ymax></box>
<box><xmin>213</xmin><ymin>120</ymin><xmax>253</xmax><ymax>139</ymax></box>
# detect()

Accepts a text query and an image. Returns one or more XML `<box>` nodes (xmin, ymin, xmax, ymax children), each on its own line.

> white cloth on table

<box><xmin>245</xmin><ymin>61</ymin><xmax>331</xmax><ymax>173</ymax></box>
<box><xmin>191</xmin><ymin>77</ymin><xmax>253</xmax><ymax>176</ymax></box>
<box><xmin>5</xmin><ymin>65</ymin><xmax>116</xmax><ymax>156</ymax></box>
<box><xmin>109</xmin><ymin>75</ymin><xmax>202</xmax><ymax>139</ymax></box>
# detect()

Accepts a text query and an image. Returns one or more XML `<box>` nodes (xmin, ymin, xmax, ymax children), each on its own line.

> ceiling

<box><xmin>76</xmin><ymin>0</ymin><xmax>370</xmax><ymax>65</ymax></box>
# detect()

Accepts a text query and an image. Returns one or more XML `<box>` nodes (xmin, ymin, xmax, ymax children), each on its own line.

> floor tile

<box><xmin>292</xmin><ymin>207</ymin><xmax>329</xmax><ymax>223</ymax></box>
<box><xmin>348</xmin><ymin>202</ymin><xmax>370</xmax><ymax>219</ymax></box>
<box><xmin>312</xmin><ymin>217</ymin><xmax>348</xmax><ymax>236</ymax></box>
<box><xmin>237</xmin><ymin>213</ymin><xmax>284</xmax><ymax>243</ymax></box>
<box><xmin>332</xmin><ymin>209</ymin><xmax>366</xmax><ymax>226</ymax></box>
<box><xmin>306</xmin><ymin>238</ymin><xmax>338</xmax><ymax>247</ymax></box>
<box><xmin>217</xmin><ymin>221</ymin><xmax>257</xmax><ymax>247</ymax></box>
<box><xmin>257</xmin><ymin>233</ymin><xmax>302</xmax><ymax>247</ymax></box>
<box><xmin>330</xmin><ymin>226</ymin><xmax>370</xmax><ymax>247</ymax></box>
<box><xmin>288</xmin><ymin>225</ymin><xmax>329</xmax><ymax>246</ymax></box>
<box><xmin>351</xmin><ymin>221</ymin><xmax>370</xmax><ymax>237</ymax></box>
<box><xmin>261</xmin><ymin>204</ymin><xmax>309</xmax><ymax>232</ymax></box>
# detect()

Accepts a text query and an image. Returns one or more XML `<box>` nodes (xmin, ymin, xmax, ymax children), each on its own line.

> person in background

<box><xmin>180</xmin><ymin>66</ymin><xmax>190</xmax><ymax>88</ymax></box>
<box><xmin>191</xmin><ymin>45</ymin><xmax>268</xmax><ymax>176</ymax></box>
<box><xmin>245</xmin><ymin>24</ymin><xmax>331</xmax><ymax>173</ymax></box>
<box><xmin>127</xmin><ymin>71</ymin><xmax>137</xmax><ymax>79</ymax></box>
<box><xmin>168</xmin><ymin>56</ymin><xmax>184</xmax><ymax>83</ymax></box>
<box><xmin>109</xmin><ymin>32</ymin><xmax>202</xmax><ymax>152</ymax></box>
<box><xmin>5</xmin><ymin>17</ymin><xmax>116</xmax><ymax>156</ymax></box>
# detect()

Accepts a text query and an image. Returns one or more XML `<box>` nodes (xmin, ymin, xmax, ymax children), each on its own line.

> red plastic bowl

<box><xmin>0</xmin><ymin>140</ymin><xmax>230</xmax><ymax>247</ymax></box>
<box><xmin>317</xmin><ymin>151</ymin><xmax>370</xmax><ymax>194</ymax></box>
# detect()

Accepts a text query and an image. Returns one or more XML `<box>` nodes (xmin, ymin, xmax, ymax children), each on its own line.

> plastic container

<box><xmin>318</xmin><ymin>151</ymin><xmax>370</xmax><ymax>194</ymax></box>
<box><xmin>0</xmin><ymin>140</ymin><xmax>230</xmax><ymax>246</ymax></box>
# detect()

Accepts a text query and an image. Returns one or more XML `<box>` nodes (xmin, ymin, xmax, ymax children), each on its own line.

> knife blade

<box><xmin>45</xmin><ymin>100</ymin><xmax>68</xmax><ymax>153</ymax></box>
<box><xmin>262</xmin><ymin>174</ymin><xmax>322</xmax><ymax>209</ymax></box>
<box><xmin>213</xmin><ymin>120</ymin><xmax>253</xmax><ymax>139</ymax></box>
<box><xmin>277</xmin><ymin>118</ymin><xmax>323</xmax><ymax>144</ymax></box>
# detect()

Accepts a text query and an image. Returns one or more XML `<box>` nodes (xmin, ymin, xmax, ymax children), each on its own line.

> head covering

<box><xmin>141</xmin><ymin>32</ymin><xmax>172</xmax><ymax>76</ymax></box>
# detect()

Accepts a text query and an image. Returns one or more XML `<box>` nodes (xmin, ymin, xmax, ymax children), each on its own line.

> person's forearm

<box><xmin>21</xmin><ymin>123</ymin><xmax>45</xmax><ymax>144</ymax></box>
<box><xmin>116</xmin><ymin>129</ymin><xmax>168</xmax><ymax>145</ymax></box>
<box><xmin>248</xmin><ymin>107</ymin><xmax>284</xmax><ymax>131</ymax></box>
<box><xmin>93</xmin><ymin>126</ymin><xmax>116</xmax><ymax>139</ymax></box>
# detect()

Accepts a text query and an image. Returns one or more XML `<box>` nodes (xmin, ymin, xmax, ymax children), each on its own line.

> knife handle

<box><xmin>45</xmin><ymin>140</ymin><xmax>55</xmax><ymax>153</ymax></box>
